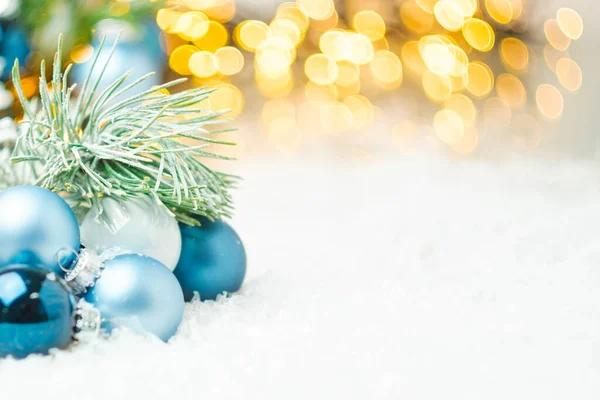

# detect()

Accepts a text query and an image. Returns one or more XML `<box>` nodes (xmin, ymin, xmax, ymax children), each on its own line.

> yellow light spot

<box><xmin>370</xmin><ymin>50</ymin><xmax>403</xmax><ymax>87</ymax></box>
<box><xmin>508</xmin><ymin>0</ymin><xmax>523</xmax><ymax>20</ymax></box>
<box><xmin>189</xmin><ymin>51</ymin><xmax>217</xmax><ymax>78</ymax></box>
<box><xmin>343</xmin><ymin>33</ymin><xmax>375</xmax><ymax>65</ymax></box>
<box><xmin>210</xmin><ymin>83</ymin><xmax>244</xmax><ymax>119</ymax></box>
<box><xmin>237</xmin><ymin>20</ymin><xmax>271</xmax><ymax>52</ymax></box>
<box><xmin>450</xmin><ymin>72</ymin><xmax>468</xmax><ymax>92</ymax></box>
<box><xmin>400</xmin><ymin>1</ymin><xmax>435</xmax><ymax>34</ymax></box>
<box><xmin>337</xmin><ymin>80</ymin><xmax>361</xmax><ymax>98</ymax></box>
<box><xmin>343</xmin><ymin>95</ymin><xmax>374</xmax><ymax>129</ymax></box>
<box><xmin>297</xmin><ymin>0</ymin><xmax>334</xmax><ymax>21</ymax></box>
<box><xmin>353</xmin><ymin>10</ymin><xmax>386</xmax><ymax>41</ymax></box>
<box><xmin>319</xmin><ymin>30</ymin><xmax>346</xmax><ymax>61</ymax></box>
<box><xmin>174</xmin><ymin>11</ymin><xmax>210</xmax><ymax>41</ymax></box>
<box><xmin>451</xmin><ymin>124</ymin><xmax>479</xmax><ymax>155</ymax></box>
<box><xmin>556</xmin><ymin>8</ymin><xmax>583</xmax><ymax>40</ymax></box>
<box><xmin>416</xmin><ymin>0</ymin><xmax>438</xmax><ymax>14</ymax></box>
<box><xmin>277</xmin><ymin>2</ymin><xmax>310</xmax><ymax>32</ymax></box>
<box><xmin>310</xmin><ymin>9</ymin><xmax>339</xmax><ymax>31</ymax></box>
<box><xmin>543</xmin><ymin>44</ymin><xmax>568</xmax><ymax>73</ymax></box>
<box><xmin>434</xmin><ymin>0</ymin><xmax>468</xmax><ymax>32</ymax></box>
<box><xmin>109</xmin><ymin>2</ymin><xmax>130</xmax><ymax>17</ymax></box>
<box><xmin>434</xmin><ymin>109</ymin><xmax>464</xmax><ymax>145</ymax></box>
<box><xmin>256</xmin><ymin>37</ymin><xmax>296</xmax><ymax>77</ymax></box>
<box><xmin>305</xmin><ymin>54</ymin><xmax>339</xmax><ymax>85</ymax></box>
<box><xmin>204</xmin><ymin>0</ymin><xmax>237</xmax><ymax>23</ymax></box>
<box><xmin>422</xmin><ymin>70</ymin><xmax>453</xmax><ymax>102</ymax></box>
<box><xmin>496</xmin><ymin>74</ymin><xmax>526</xmax><ymax>108</ymax></box>
<box><xmin>169</xmin><ymin>45</ymin><xmax>199</xmax><ymax>76</ymax></box>
<box><xmin>485</xmin><ymin>0</ymin><xmax>513</xmax><ymax>24</ymax></box>
<box><xmin>304</xmin><ymin>81</ymin><xmax>338</xmax><ymax>103</ymax></box>
<box><xmin>193</xmin><ymin>21</ymin><xmax>229</xmax><ymax>53</ymax></box>
<box><xmin>401</xmin><ymin>41</ymin><xmax>427</xmax><ymax>76</ymax></box>
<box><xmin>462</xmin><ymin>18</ymin><xmax>495</xmax><ymax>52</ymax></box>
<box><xmin>466</xmin><ymin>61</ymin><xmax>494</xmax><ymax>98</ymax></box>
<box><xmin>450</xmin><ymin>45</ymin><xmax>469</xmax><ymax>78</ymax></box>
<box><xmin>512</xmin><ymin>114</ymin><xmax>541</xmax><ymax>149</ymax></box>
<box><xmin>500</xmin><ymin>38</ymin><xmax>529</xmax><ymax>71</ymax></box>
<box><xmin>444</xmin><ymin>94</ymin><xmax>477</xmax><ymax>124</ymax></box>
<box><xmin>256</xmin><ymin>68</ymin><xmax>295</xmax><ymax>98</ymax></box>
<box><xmin>335</xmin><ymin>61</ymin><xmax>360</xmax><ymax>87</ymax></box>
<box><xmin>215</xmin><ymin>47</ymin><xmax>244</xmax><ymax>76</ymax></box>
<box><xmin>555</xmin><ymin>58</ymin><xmax>582</xmax><ymax>92</ymax></box>
<box><xmin>372</xmin><ymin>37</ymin><xmax>390</xmax><ymax>52</ymax></box>
<box><xmin>420</xmin><ymin>40</ymin><xmax>455</xmax><ymax>76</ymax></box>
<box><xmin>270</xmin><ymin>18</ymin><xmax>303</xmax><ymax>46</ymax></box>
<box><xmin>156</xmin><ymin>8</ymin><xmax>182</xmax><ymax>32</ymax></box>
<box><xmin>483</xmin><ymin>97</ymin><xmax>512</xmax><ymax>128</ymax></box>
<box><xmin>544</xmin><ymin>19</ymin><xmax>571</xmax><ymax>51</ymax></box>
<box><xmin>536</xmin><ymin>84</ymin><xmax>564</xmax><ymax>119</ymax></box>
<box><xmin>70</xmin><ymin>44</ymin><xmax>93</xmax><ymax>64</ymax></box>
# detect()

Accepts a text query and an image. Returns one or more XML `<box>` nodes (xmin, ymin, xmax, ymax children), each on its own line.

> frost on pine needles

<box><xmin>10</xmin><ymin>35</ymin><xmax>237</xmax><ymax>226</ymax></box>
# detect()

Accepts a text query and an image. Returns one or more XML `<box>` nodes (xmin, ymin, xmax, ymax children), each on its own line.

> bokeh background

<box><xmin>0</xmin><ymin>0</ymin><xmax>596</xmax><ymax>162</ymax></box>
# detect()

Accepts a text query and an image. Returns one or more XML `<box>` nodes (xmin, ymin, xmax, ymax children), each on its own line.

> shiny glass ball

<box><xmin>80</xmin><ymin>196</ymin><xmax>182</xmax><ymax>271</ymax></box>
<box><xmin>83</xmin><ymin>254</ymin><xmax>184</xmax><ymax>341</ymax></box>
<box><xmin>174</xmin><ymin>219</ymin><xmax>247</xmax><ymax>301</ymax></box>
<box><xmin>0</xmin><ymin>186</ymin><xmax>80</xmax><ymax>274</ymax></box>
<box><xmin>0</xmin><ymin>267</ymin><xmax>75</xmax><ymax>359</ymax></box>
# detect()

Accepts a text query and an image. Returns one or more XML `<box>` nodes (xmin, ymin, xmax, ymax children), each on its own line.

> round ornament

<box><xmin>175</xmin><ymin>218</ymin><xmax>247</xmax><ymax>301</ymax></box>
<box><xmin>80</xmin><ymin>196</ymin><xmax>182</xmax><ymax>271</ymax></box>
<box><xmin>0</xmin><ymin>266</ymin><xmax>76</xmax><ymax>359</ymax></box>
<box><xmin>0</xmin><ymin>185</ymin><xmax>80</xmax><ymax>274</ymax></box>
<box><xmin>83</xmin><ymin>254</ymin><xmax>184</xmax><ymax>341</ymax></box>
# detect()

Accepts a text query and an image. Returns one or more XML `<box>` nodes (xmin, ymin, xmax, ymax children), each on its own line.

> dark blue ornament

<box><xmin>84</xmin><ymin>254</ymin><xmax>184</xmax><ymax>342</ymax></box>
<box><xmin>0</xmin><ymin>186</ymin><xmax>80</xmax><ymax>275</ymax></box>
<box><xmin>0</xmin><ymin>267</ymin><xmax>75</xmax><ymax>359</ymax></box>
<box><xmin>0</xmin><ymin>25</ymin><xmax>30</xmax><ymax>80</ymax></box>
<box><xmin>174</xmin><ymin>219</ymin><xmax>247</xmax><ymax>301</ymax></box>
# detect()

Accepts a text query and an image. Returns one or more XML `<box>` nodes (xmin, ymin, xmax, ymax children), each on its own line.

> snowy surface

<box><xmin>1</xmin><ymin>156</ymin><xmax>600</xmax><ymax>399</ymax></box>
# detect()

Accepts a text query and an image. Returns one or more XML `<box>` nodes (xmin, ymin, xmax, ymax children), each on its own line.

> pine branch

<box><xmin>10</xmin><ymin>35</ymin><xmax>238</xmax><ymax>225</ymax></box>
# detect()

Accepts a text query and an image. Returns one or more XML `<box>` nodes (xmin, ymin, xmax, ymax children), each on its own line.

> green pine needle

<box><xmin>10</xmin><ymin>35</ymin><xmax>238</xmax><ymax>226</ymax></box>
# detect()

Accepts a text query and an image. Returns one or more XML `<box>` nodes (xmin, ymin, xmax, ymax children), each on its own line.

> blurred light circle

<box><xmin>175</xmin><ymin>11</ymin><xmax>210</xmax><ymax>41</ymax></box>
<box><xmin>193</xmin><ymin>21</ymin><xmax>229</xmax><ymax>53</ymax></box>
<box><xmin>310</xmin><ymin>9</ymin><xmax>339</xmax><ymax>31</ymax></box>
<box><xmin>156</xmin><ymin>8</ymin><xmax>182</xmax><ymax>32</ymax></box>
<box><xmin>305</xmin><ymin>54</ymin><xmax>339</xmax><ymax>85</ymax></box>
<box><xmin>189</xmin><ymin>51</ymin><xmax>217</xmax><ymax>78</ymax></box>
<box><xmin>484</xmin><ymin>0</ymin><xmax>513</xmax><ymax>24</ymax></box>
<box><xmin>555</xmin><ymin>57</ymin><xmax>582</xmax><ymax>92</ymax></box>
<box><xmin>536</xmin><ymin>84</ymin><xmax>564</xmax><ymax>119</ymax></box>
<box><xmin>343</xmin><ymin>95</ymin><xmax>374</xmax><ymax>129</ymax></box>
<box><xmin>444</xmin><ymin>94</ymin><xmax>477</xmax><ymax>124</ymax></box>
<box><xmin>270</xmin><ymin>17</ymin><xmax>303</xmax><ymax>46</ymax></box>
<box><xmin>304</xmin><ymin>81</ymin><xmax>338</xmax><ymax>103</ymax></box>
<box><xmin>353</xmin><ymin>10</ymin><xmax>386</xmax><ymax>41</ymax></box>
<box><xmin>237</xmin><ymin>20</ymin><xmax>271</xmax><ymax>52</ymax></box>
<box><xmin>276</xmin><ymin>2</ymin><xmax>310</xmax><ymax>32</ymax></box>
<box><xmin>169</xmin><ymin>45</ymin><xmax>199</xmax><ymax>76</ymax></box>
<box><xmin>544</xmin><ymin>19</ymin><xmax>571</xmax><ymax>51</ymax></box>
<box><xmin>434</xmin><ymin>0</ymin><xmax>467</xmax><ymax>32</ymax></box>
<box><xmin>335</xmin><ymin>61</ymin><xmax>360</xmax><ymax>87</ymax></box>
<box><xmin>556</xmin><ymin>8</ymin><xmax>583</xmax><ymax>40</ymax></box>
<box><xmin>500</xmin><ymin>38</ymin><xmax>529</xmax><ymax>71</ymax></box>
<box><xmin>256</xmin><ymin>37</ymin><xmax>296</xmax><ymax>76</ymax></box>
<box><xmin>370</xmin><ymin>50</ymin><xmax>403</xmax><ymax>86</ymax></box>
<box><xmin>401</xmin><ymin>41</ymin><xmax>427</xmax><ymax>75</ymax></box>
<box><xmin>342</xmin><ymin>33</ymin><xmax>375</xmax><ymax>65</ymax></box>
<box><xmin>422</xmin><ymin>70</ymin><xmax>452</xmax><ymax>102</ymax></box>
<box><xmin>319</xmin><ymin>30</ymin><xmax>346</xmax><ymax>61</ymax></box>
<box><xmin>462</xmin><ymin>18</ymin><xmax>495</xmax><ymax>52</ymax></box>
<box><xmin>466</xmin><ymin>61</ymin><xmax>493</xmax><ymax>98</ymax></box>
<box><xmin>210</xmin><ymin>83</ymin><xmax>244</xmax><ymax>118</ymax></box>
<box><xmin>215</xmin><ymin>46</ymin><xmax>245</xmax><ymax>75</ymax></box>
<box><xmin>400</xmin><ymin>1</ymin><xmax>435</xmax><ymax>34</ymax></box>
<box><xmin>433</xmin><ymin>109</ymin><xmax>464</xmax><ymax>145</ymax></box>
<box><xmin>496</xmin><ymin>73</ymin><xmax>526</xmax><ymax>108</ymax></box>
<box><xmin>298</xmin><ymin>0</ymin><xmax>335</xmax><ymax>21</ymax></box>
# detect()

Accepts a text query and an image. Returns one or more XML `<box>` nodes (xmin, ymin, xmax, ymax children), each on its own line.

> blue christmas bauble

<box><xmin>0</xmin><ymin>186</ymin><xmax>80</xmax><ymax>275</ymax></box>
<box><xmin>0</xmin><ymin>25</ymin><xmax>30</xmax><ymax>81</ymax></box>
<box><xmin>0</xmin><ymin>267</ymin><xmax>76</xmax><ymax>359</ymax></box>
<box><xmin>174</xmin><ymin>219</ymin><xmax>247</xmax><ymax>301</ymax></box>
<box><xmin>83</xmin><ymin>254</ymin><xmax>184</xmax><ymax>341</ymax></box>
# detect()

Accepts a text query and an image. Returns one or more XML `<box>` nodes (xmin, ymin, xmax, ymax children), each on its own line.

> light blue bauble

<box><xmin>0</xmin><ymin>267</ymin><xmax>76</xmax><ymax>359</ymax></box>
<box><xmin>174</xmin><ymin>219</ymin><xmax>247</xmax><ymax>301</ymax></box>
<box><xmin>84</xmin><ymin>254</ymin><xmax>184</xmax><ymax>341</ymax></box>
<box><xmin>0</xmin><ymin>186</ymin><xmax>80</xmax><ymax>275</ymax></box>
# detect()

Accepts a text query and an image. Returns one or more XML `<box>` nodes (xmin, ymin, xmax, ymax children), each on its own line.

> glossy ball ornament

<box><xmin>174</xmin><ymin>219</ymin><xmax>247</xmax><ymax>301</ymax></box>
<box><xmin>80</xmin><ymin>196</ymin><xmax>182</xmax><ymax>271</ymax></box>
<box><xmin>83</xmin><ymin>254</ymin><xmax>184</xmax><ymax>341</ymax></box>
<box><xmin>0</xmin><ymin>186</ymin><xmax>80</xmax><ymax>274</ymax></box>
<box><xmin>0</xmin><ymin>267</ymin><xmax>75</xmax><ymax>359</ymax></box>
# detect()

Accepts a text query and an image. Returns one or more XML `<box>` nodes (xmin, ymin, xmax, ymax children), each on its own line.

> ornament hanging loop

<box><xmin>61</xmin><ymin>248</ymin><xmax>105</xmax><ymax>296</ymax></box>
<box><xmin>57</xmin><ymin>247</ymin><xmax>80</xmax><ymax>274</ymax></box>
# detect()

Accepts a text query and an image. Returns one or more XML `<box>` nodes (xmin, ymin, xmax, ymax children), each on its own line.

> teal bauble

<box><xmin>83</xmin><ymin>254</ymin><xmax>184</xmax><ymax>341</ymax></box>
<box><xmin>0</xmin><ymin>186</ymin><xmax>80</xmax><ymax>275</ymax></box>
<box><xmin>174</xmin><ymin>219</ymin><xmax>247</xmax><ymax>301</ymax></box>
<box><xmin>0</xmin><ymin>267</ymin><xmax>76</xmax><ymax>359</ymax></box>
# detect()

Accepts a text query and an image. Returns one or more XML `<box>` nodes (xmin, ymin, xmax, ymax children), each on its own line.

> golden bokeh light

<box><xmin>462</xmin><ymin>18</ymin><xmax>495</xmax><ymax>52</ymax></box>
<box><xmin>70</xmin><ymin>44</ymin><xmax>94</xmax><ymax>64</ymax></box>
<box><xmin>544</xmin><ymin>19</ymin><xmax>571</xmax><ymax>51</ymax></box>
<box><xmin>536</xmin><ymin>84</ymin><xmax>564</xmax><ymax>120</ymax></box>
<box><xmin>236</xmin><ymin>20</ymin><xmax>270</xmax><ymax>52</ymax></box>
<box><xmin>555</xmin><ymin>58</ymin><xmax>583</xmax><ymax>92</ymax></box>
<box><xmin>543</xmin><ymin>44</ymin><xmax>568</xmax><ymax>73</ymax></box>
<box><xmin>256</xmin><ymin>37</ymin><xmax>296</xmax><ymax>77</ymax></box>
<box><xmin>310</xmin><ymin>8</ymin><xmax>339</xmax><ymax>31</ymax></box>
<box><xmin>451</xmin><ymin>124</ymin><xmax>479</xmax><ymax>155</ymax></box>
<box><xmin>209</xmin><ymin>83</ymin><xmax>245</xmax><ymax>119</ymax></box>
<box><xmin>169</xmin><ymin>44</ymin><xmax>199</xmax><ymax>76</ymax></box>
<box><xmin>337</xmin><ymin>80</ymin><xmax>361</xmax><ymax>98</ymax></box>
<box><xmin>335</xmin><ymin>61</ymin><xmax>360</xmax><ymax>87</ymax></box>
<box><xmin>304</xmin><ymin>81</ymin><xmax>338</xmax><ymax>103</ymax></box>
<box><xmin>401</xmin><ymin>41</ymin><xmax>427</xmax><ymax>75</ymax></box>
<box><xmin>483</xmin><ymin>97</ymin><xmax>511</xmax><ymax>128</ymax></box>
<box><xmin>215</xmin><ymin>46</ymin><xmax>244</xmax><ymax>75</ymax></box>
<box><xmin>434</xmin><ymin>0</ymin><xmax>468</xmax><ymax>32</ymax></box>
<box><xmin>370</xmin><ymin>50</ymin><xmax>403</xmax><ymax>88</ymax></box>
<box><xmin>353</xmin><ymin>10</ymin><xmax>386</xmax><ymax>41</ymax></box>
<box><xmin>270</xmin><ymin>18</ymin><xmax>303</xmax><ymax>46</ymax></box>
<box><xmin>174</xmin><ymin>11</ymin><xmax>210</xmax><ymax>41</ymax></box>
<box><xmin>484</xmin><ymin>0</ymin><xmax>513</xmax><ymax>24</ymax></box>
<box><xmin>434</xmin><ymin>109</ymin><xmax>464</xmax><ymax>145</ymax></box>
<box><xmin>343</xmin><ymin>33</ymin><xmax>376</xmax><ymax>65</ymax></box>
<box><xmin>422</xmin><ymin>70</ymin><xmax>453</xmax><ymax>102</ymax></box>
<box><xmin>444</xmin><ymin>94</ymin><xmax>477</xmax><ymax>124</ymax></box>
<box><xmin>415</xmin><ymin>0</ymin><xmax>438</xmax><ymax>14</ymax></box>
<box><xmin>319</xmin><ymin>30</ymin><xmax>346</xmax><ymax>61</ymax></box>
<box><xmin>297</xmin><ymin>0</ymin><xmax>334</xmax><ymax>20</ymax></box>
<box><xmin>420</xmin><ymin>38</ymin><xmax>456</xmax><ymax>76</ymax></box>
<box><xmin>156</xmin><ymin>8</ymin><xmax>182</xmax><ymax>33</ymax></box>
<box><xmin>556</xmin><ymin>8</ymin><xmax>583</xmax><ymax>40</ymax></box>
<box><xmin>500</xmin><ymin>38</ymin><xmax>529</xmax><ymax>71</ymax></box>
<box><xmin>276</xmin><ymin>2</ymin><xmax>310</xmax><ymax>32</ymax></box>
<box><xmin>256</xmin><ymin>69</ymin><xmax>295</xmax><ymax>98</ymax></box>
<box><xmin>189</xmin><ymin>51</ymin><xmax>217</xmax><ymax>78</ymax></box>
<box><xmin>193</xmin><ymin>21</ymin><xmax>229</xmax><ymax>52</ymax></box>
<box><xmin>400</xmin><ymin>1</ymin><xmax>435</xmax><ymax>35</ymax></box>
<box><xmin>466</xmin><ymin>61</ymin><xmax>494</xmax><ymax>98</ymax></box>
<box><xmin>305</xmin><ymin>54</ymin><xmax>339</xmax><ymax>85</ymax></box>
<box><xmin>343</xmin><ymin>95</ymin><xmax>374</xmax><ymax>129</ymax></box>
<box><xmin>496</xmin><ymin>73</ymin><xmax>526</xmax><ymax>108</ymax></box>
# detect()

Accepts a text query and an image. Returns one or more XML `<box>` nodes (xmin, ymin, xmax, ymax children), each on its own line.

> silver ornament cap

<box><xmin>74</xmin><ymin>298</ymin><xmax>102</xmax><ymax>342</ymax></box>
<box><xmin>62</xmin><ymin>248</ymin><xmax>105</xmax><ymax>295</ymax></box>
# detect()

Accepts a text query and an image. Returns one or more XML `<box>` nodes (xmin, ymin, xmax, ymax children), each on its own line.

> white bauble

<box><xmin>80</xmin><ymin>197</ymin><xmax>182</xmax><ymax>271</ymax></box>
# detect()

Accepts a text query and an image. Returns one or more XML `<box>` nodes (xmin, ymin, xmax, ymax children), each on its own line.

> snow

<box><xmin>1</xmin><ymin>156</ymin><xmax>599</xmax><ymax>399</ymax></box>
